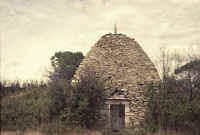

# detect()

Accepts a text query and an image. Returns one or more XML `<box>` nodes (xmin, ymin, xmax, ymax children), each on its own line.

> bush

<box><xmin>47</xmin><ymin>80</ymin><xmax>71</xmax><ymax>117</ymax></box>
<box><xmin>63</xmin><ymin>71</ymin><xmax>106</xmax><ymax>128</ymax></box>
<box><xmin>145</xmin><ymin>78</ymin><xmax>200</xmax><ymax>135</ymax></box>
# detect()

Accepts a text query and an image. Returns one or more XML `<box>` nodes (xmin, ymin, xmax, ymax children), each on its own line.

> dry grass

<box><xmin>1</xmin><ymin>129</ymin><xmax>188</xmax><ymax>135</ymax></box>
<box><xmin>1</xmin><ymin>131</ymin><xmax>43</xmax><ymax>135</ymax></box>
<box><xmin>147</xmin><ymin>129</ymin><xmax>187</xmax><ymax>135</ymax></box>
<box><xmin>1</xmin><ymin>130</ymin><xmax>103</xmax><ymax>135</ymax></box>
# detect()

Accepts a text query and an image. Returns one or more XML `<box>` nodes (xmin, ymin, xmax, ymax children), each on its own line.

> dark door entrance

<box><xmin>110</xmin><ymin>104</ymin><xmax>125</xmax><ymax>131</ymax></box>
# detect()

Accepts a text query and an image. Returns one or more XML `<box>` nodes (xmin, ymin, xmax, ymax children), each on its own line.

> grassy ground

<box><xmin>1</xmin><ymin>129</ymin><xmax>187</xmax><ymax>135</ymax></box>
<box><xmin>1</xmin><ymin>130</ymin><xmax>102</xmax><ymax>135</ymax></box>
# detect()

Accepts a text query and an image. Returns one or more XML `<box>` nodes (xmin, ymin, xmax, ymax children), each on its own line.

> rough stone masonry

<box><xmin>74</xmin><ymin>33</ymin><xmax>160</xmax><ymax>128</ymax></box>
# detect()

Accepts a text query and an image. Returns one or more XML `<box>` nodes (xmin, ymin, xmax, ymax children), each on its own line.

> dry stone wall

<box><xmin>74</xmin><ymin>33</ymin><xmax>160</xmax><ymax>127</ymax></box>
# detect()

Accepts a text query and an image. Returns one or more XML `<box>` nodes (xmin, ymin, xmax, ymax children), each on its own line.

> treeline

<box><xmin>1</xmin><ymin>51</ymin><xmax>84</xmax><ymax>98</ymax></box>
<box><xmin>0</xmin><ymin>80</ymin><xmax>47</xmax><ymax>97</ymax></box>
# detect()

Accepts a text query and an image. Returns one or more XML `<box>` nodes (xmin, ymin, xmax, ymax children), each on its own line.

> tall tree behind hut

<box><xmin>49</xmin><ymin>51</ymin><xmax>84</xmax><ymax>82</ymax></box>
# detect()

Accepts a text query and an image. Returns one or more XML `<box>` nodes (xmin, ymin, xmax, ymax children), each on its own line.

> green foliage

<box><xmin>1</xmin><ymin>72</ymin><xmax>106</xmax><ymax>131</ymax></box>
<box><xmin>1</xmin><ymin>80</ymin><xmax>75</xmax><ymax>133</ymax></box>
<box><xmin>50</xmin><ymin>51</ymin><xmax>84</xmax><ymax>81</ymax></box>
<box><xmin>2</xmin><ymin>51</ymin><xmax>108</xmax><ymax>132</ymax></box>
<box><xmin>48</xmin><ymin>80</ymin><xmax>69</xmax><ymax>116</ymax></box>
<box><xmin>64</xmin><ymin>71</ymin><xmax>106</xmax><ymax>128</ymax></box>
<box><xmin>1</xmin><ymin>88</ymin><xmax>51</xmax><ymax>131</ymax></box>
<box><xmin>145</xmin><ymin>77</ymin><xmax>200</xmax><ymax>135</ymax></box>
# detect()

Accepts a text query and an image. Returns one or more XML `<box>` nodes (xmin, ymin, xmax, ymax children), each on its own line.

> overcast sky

<box><xmin>1</xmin><ymin>0</ymin><xmax>200</xmax><ymax>81</ymax></box>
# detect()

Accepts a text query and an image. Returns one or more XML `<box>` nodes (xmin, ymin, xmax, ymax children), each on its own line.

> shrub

<box><xmin>145</xmin><ymin>78</ymin><xmax>200</xmax><ymax>135</ymax></box>
<box><xmin>63</xmin><ymin>71</ymin><xmax>106</xmax><ymax>128</ymax></box>
<box><xmin>47</xmin><ymin>80</ymin><xmax>70</xmax><ymax>117</ymax></box>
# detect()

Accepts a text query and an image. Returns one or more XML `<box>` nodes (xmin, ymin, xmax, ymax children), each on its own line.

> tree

<box><xmin>49</xmin><ymin>51</ymin><xmax>84</xmax><ymax>81</ymax></box>
<box><xmin>175</xmin><ymin>59</ymin><xmax>200</xmax><ymax>101</ymax></box>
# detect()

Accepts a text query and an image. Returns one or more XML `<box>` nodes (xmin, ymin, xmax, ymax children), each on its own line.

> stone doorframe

<box><xmin>105</xmin><ymin>98</ymin><xmax>131</xmax><ymax>128</ymax></box>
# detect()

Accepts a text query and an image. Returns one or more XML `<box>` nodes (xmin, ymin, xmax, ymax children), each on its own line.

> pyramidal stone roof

<box><xmin>74</xmin><ymin>33</ymin><xmax>160</xmax><ymax>96</ymax></box>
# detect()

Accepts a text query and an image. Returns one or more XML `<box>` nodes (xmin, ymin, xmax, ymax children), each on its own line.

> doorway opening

<box><xmin>110</xmin><ymin>104</ymin><xmax>125</xmax><ymax>131</ymax></box>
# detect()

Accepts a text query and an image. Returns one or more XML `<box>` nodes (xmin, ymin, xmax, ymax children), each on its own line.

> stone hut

<box><xmin>73</xmin><ymin>33</ymin><xmax>160</xmax><ymax>129</ymax></box>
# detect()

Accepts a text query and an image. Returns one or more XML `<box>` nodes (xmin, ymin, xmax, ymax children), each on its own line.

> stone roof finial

<box><xmin>114</xmin><ymin>24</ymin><xmax>117</xmax><ymax>34</ymax></box>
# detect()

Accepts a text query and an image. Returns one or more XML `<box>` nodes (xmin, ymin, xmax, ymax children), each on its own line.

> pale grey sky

<box><xmin>1</xmin><ymin>0</ymin><xmax>200</xmax><ymax>81</ymax></box>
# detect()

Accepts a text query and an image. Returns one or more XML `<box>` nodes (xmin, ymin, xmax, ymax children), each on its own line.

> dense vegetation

<box><xmin>1</xmin><ymin>50</ymin><xmax>200</xmax><ymax>135</ymax></box>
<box><xmin>145</xmin><ymin>56</ymin><xmax>200</xmax><ymax>135</ymax></box>
<box><xmin>1</xmin><ymin>51</ymin><xmax>106</xmax><ymax>134</ymax></box>
<box><xmin>1</xmin><ymin>73</ymin><xmax>106</xmax><ymax>133</ymax></box>
<box><xmin>61</xmin><ymin>70</ymin><xmax>106</xmax><ymax>128</ymax></box>
<box><xmin>145</xmin><ymin>79</ymin><xmax>200</xmax><ymax>134</ymax></box>
<box><xmin>1</xmin><ymin>87</ymin><xmax>51</xmax><ymax>131</ymax></box>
